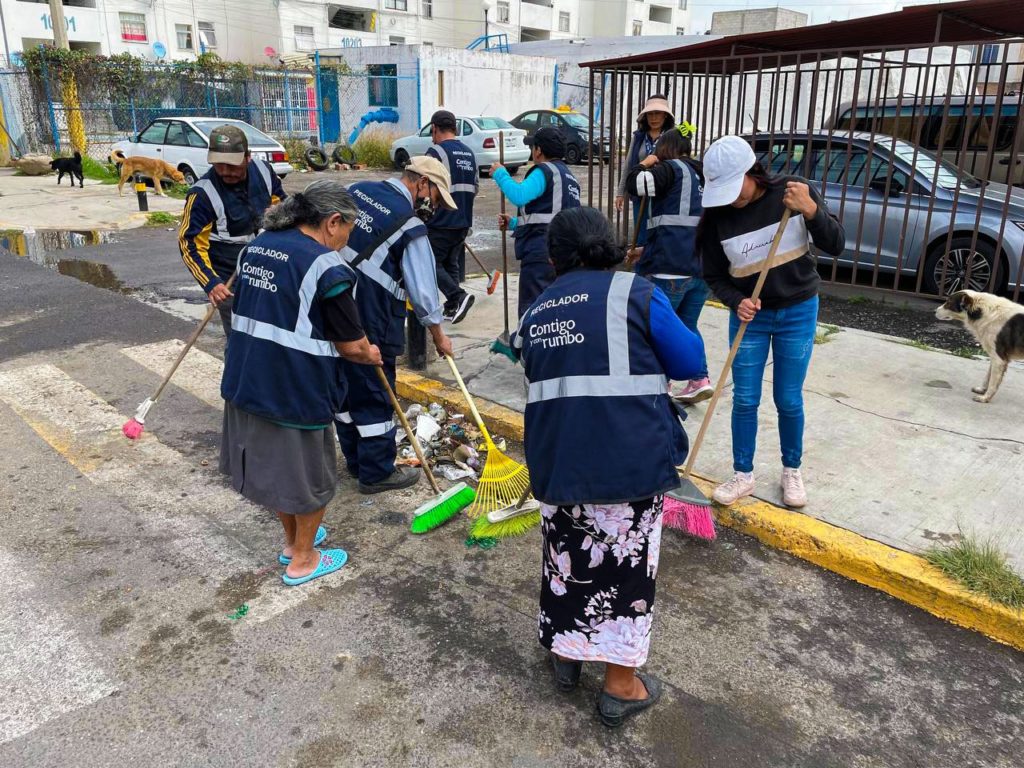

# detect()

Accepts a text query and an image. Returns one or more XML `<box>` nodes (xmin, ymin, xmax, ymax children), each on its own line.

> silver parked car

<box><xmin>749</xmin><ymin>131</ymin><xmax>1024</xmax><ymax>295</ymax></box>
<box><xmin>389</xmin><ymin>116</ymin><xmax>530</xmax><ymax>176</ymax></box>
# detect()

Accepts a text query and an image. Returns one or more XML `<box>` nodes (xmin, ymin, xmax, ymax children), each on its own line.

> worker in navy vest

<box><xmin>625</xmin><ymin>125</ymin><xmax>713</xmax><ymax>405</ymax></box>
<box><xmin>180</xmin><ymin>124</ymin><xmax>285</xmax><ymax>341</ymax></box>
<box><xmin>425</xmin><ymin>109</ymin><xmax>478</xmax><ymax>324</ymax></box>
<box><xmin>511</xmin><ymin>206</ymin><xmax>704</xmax><ymax>727</ymax></box>
<box><xmin>491</xmin><ymin>125</ymin><xmax>581</xmax><ymax>319</ymax></box>
<box><xmin>337</xmin><ymin>155</ymin><xmax>456</xmax><ymax>494</ymax></box>
<box><xmin>221</xmin><ymin>181</ymin><xmax>382</xmax><ymax>587</ymax></box>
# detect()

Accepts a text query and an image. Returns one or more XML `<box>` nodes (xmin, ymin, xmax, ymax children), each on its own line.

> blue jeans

<box><xmin>649</xmin><ymin>276</ymin><xmax>710</xmax><ymax>379</ymax></box>
<box><xmin>728</xmin><ymin>295</ymin><xmax>819</xmax><ymax>473</ymax></box>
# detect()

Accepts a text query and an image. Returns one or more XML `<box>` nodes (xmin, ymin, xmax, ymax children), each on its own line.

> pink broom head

<box><xmin>487</xmin><ymin>270</ymin><xmax>502</xmax><ymax>296</ymax></box>
<box><xmin>663</xmin><ymin>496</ymin><xmax>717</xmax><ymax>541</ymax></box>
<box><xmin>122</xmin><ymin>419</ymin><xmax>145</xmax><ymax>440</ymax></box>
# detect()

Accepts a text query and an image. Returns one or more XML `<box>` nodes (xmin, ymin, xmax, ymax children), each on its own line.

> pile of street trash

<box><xmin>395</xmin><ymin>403</ymin><xmax>507</xmax><ymax>483</ymax></box>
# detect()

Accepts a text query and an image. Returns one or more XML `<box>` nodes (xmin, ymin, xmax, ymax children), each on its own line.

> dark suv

<box><xmin>509</xmin><ymin>109</ymin><xmax>611</xmax><ymax>165</ymax></box>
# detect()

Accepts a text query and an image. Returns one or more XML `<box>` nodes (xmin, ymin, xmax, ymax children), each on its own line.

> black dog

<box><xmin>50</xmin><ymin>151</ymin><xmax>84</xmax><ymax>188</ymax></box>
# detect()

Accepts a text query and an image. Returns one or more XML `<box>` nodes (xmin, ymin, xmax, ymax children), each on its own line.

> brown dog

<box><xmin>111</xmin><ymin>150</ymin><xmax>186</xmax><ymax>197</ymax></box>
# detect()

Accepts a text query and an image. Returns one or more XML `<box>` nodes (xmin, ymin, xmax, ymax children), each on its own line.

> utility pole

<box><xmin>48</xmin><ymin>0</ymin><xmax>70</xmax><ymax>50</ymax></box>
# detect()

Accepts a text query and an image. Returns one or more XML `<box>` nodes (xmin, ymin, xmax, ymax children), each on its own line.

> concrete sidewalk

<box><xmin>434</xmin><ymin>273</ymin><xmax>1024</xmax><ymax>573</ymax></box>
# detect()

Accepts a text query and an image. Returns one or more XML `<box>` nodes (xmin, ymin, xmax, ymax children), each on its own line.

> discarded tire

<box><xmin>304</xmin><ymin>147</ymin><xmax>329</xmax><ymax>171</ymax></box>
<box><xmin>332</xmin><ymin>145</ymin><xmax>356</xmax><ymax>164</ymax></box>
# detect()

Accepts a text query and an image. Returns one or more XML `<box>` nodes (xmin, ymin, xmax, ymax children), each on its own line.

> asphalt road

<box><xmin>1</xmin><ymin>248</ymin><xmax>1022</xmax><ymax>767</ymax></box>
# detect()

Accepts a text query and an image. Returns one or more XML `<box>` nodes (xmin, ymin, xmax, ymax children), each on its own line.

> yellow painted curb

<box><xmin>396</xmin><ymin>367</ymin><xmax>1024</xmax><ymax>651</ymax></box>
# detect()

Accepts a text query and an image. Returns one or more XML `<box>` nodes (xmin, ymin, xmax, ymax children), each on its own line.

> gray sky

<box><xmin>688</xmin><ymin>0</ymin><xmax>960</xmax><ymax>34</ymax></box>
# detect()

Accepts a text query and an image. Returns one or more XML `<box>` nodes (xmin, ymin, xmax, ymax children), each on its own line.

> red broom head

<box><xmin>487</xmin><ymin>270</ymin><xmax>502</xmax><ymax>296</ymax></box>
<box><xmin>122</xmin><ymin>418</ymin><xmax>145</xmax><ymax>440</ymax></box>
<box><xmin>663</xmin><ymin>496</ymin><xmax>716</xmax><ymax>541</ymax></box>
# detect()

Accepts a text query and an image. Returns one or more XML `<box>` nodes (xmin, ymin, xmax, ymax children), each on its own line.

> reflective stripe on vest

<box><xmin>525</xmin><ymin>272</ymin><xmax>667</xmax><ymax>404</ymax></box>
<box><xmin>647</xmin><ymin>160</ymin><xmax>701</xmax><ymax>229</ymax></box>
<box><xmin>333</xmin><ymin>411</ymin><xmax>394</xmax><ymax>437</ymax></box>
<box><xmin>432</xmin><ymin>144</ymin><xmax>475</xmax><ymax>193</ymax></box>
<box><xmin>519</xmin><ymin>162</ymin><xmax>562</xmax><ymax>226</ymax></box>
<box><xmin>194</xmin><ymin>161</ymin><xmax>272</xmax><ymax>244</ymax></box>
<box><xmin>341</xmin><ymin>216</ymin><xmax>422</xmax><ymax>303</ymax></box>
<box><xmin>230</xmin><ymin>314</ymin><xmax>338</xmax><ymax>357</ymax></box>
<box><xmin>294</xmin><ymin>250</ymin><xmax>348</xmax><ymax>338</ymax></box>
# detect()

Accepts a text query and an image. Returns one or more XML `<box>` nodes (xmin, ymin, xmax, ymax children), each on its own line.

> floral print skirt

<box><xmin>538</xmin><ymin>496</ymin><xmax>663</xmax><ymax>668</ymax></box>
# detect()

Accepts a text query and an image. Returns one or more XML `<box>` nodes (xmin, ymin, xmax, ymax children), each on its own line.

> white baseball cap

<box><xmin>701</xmin><ymin>135</ymin><xmax>757</xmax><ymax>208</ymax></box>
<box><xmin>406</xmin><ymin>155</ymin><xmax>457</xmax><ymax>210</ymax></box>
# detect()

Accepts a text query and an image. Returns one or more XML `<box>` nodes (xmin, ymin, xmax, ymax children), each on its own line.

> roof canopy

<box><xmin>584</xmin><ymin>0</ymin><xmax>1024</xmax><ymax>71</ymax></box>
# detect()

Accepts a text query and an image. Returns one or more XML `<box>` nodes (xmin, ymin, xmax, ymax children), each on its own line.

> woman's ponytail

<box><xmin>547</xmin><ymin>207</ymin><xmax>624</xmax><ymax>276</ymax></box>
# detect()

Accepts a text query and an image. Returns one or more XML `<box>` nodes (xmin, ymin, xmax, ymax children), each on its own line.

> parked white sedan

<box><xmin>110</xmin><ymin>117</ymin><xmax>291</xmax><ymax>186</ymax></box>
<box><xmin>389</xmin><ymin>116</ymin><xmax>530</xmax><ymax>176</ymax></box>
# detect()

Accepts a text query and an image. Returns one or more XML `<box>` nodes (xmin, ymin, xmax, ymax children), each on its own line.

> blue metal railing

<box><xmin>466</xmin><ymin>34</ymin><xmax>510</xmax><ymax>54</ymax></box>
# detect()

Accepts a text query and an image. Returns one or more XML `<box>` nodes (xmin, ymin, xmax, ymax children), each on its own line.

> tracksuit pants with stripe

<box><xmin>335</xmin><ymin>357</ymin><xmax>398</xmax><ymax>485</ymax></box>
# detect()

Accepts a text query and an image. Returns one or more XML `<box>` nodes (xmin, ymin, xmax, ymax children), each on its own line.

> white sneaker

<box><xmin>712</xmin><ymin>472</ymin><xmax>755</xmax><ymax>505</ymax></box>
<box><xmin>781</xmin><ymin>468</ymin><xmax>807</xmax><ymax>508</ymax></box>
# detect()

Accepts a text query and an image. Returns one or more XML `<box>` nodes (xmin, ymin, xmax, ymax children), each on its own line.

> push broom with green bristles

<box><xmin>443</xmin><ymin>355</ymin><xmax>537</xmax><ymax>539</ymax></box>
<box><xmin>374</xmin><ymin>366</ymin><xmax>475</xmax><ymax>533</ymax></box>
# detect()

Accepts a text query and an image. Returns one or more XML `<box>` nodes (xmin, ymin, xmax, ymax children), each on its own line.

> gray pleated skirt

<box><xmin>220</xmin><ymin>401</ymin><xmax>337</xmax><ymax>515</ymax></box>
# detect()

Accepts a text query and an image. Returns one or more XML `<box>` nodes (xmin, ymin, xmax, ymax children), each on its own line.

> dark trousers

<box><xmin>427</xmin><ymin>227</ymin><xmax>468</xmax><ymax>311</ymax></box>
<box><xmin>518</xmin><ymin>260</ymin><xmax>556</xmax><ymax>320</ymax></box>
<box><xmin>335</xmin><ymin>357</ymin><xmax>398</xmax><ymax>485</ymax></box>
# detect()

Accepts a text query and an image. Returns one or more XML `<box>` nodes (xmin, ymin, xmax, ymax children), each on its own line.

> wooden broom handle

<box><xmin>444</xmin><ymin>354</ymin><xmax>494</xmax><ymax>446</ymax></box>
<box><xmin>152</xmin><ymin>273</ymin><xmax>236</xmax><ymax>403</ymax></box>
<box><xmin>375</xmin><ymin>366</ymin><xmax>442</xmax><ymax>495</ymax></box>
<box><xmin>682</xmin><ymin>209</ymin><xmax>793</xmax><ymax>478</ymax></box>
<box><xmin>498</xmin><ymin>131</ymin><xmax>510</xmax><ymax>336</ymax></box>
<box><xmin>630</xmin><ymin>196</ymin><xmax>648</xmax><ymax>252</ymax></box>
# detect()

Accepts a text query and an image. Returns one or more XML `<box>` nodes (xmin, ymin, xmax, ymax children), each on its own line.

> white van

<box><xmin>832</xmin><ymin>95</ymin><xmax>1022</xmax><ymax>186</ymax></box>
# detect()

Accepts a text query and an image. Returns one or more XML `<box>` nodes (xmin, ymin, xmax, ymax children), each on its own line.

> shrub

<box><xmin>354</xmin><ymin>127</ymin><xmax>401</xmax><ymax>169</ymax></box>
<box><xmin>80</xmin><ymin>155</ymin><xmax>118</xmax><ymax>184</ymax></box>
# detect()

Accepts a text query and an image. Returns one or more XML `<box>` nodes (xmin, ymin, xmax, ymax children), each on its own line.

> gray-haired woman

<box><xmin>221</xmin><ymin>180</ymin><xmax>382</xmax><ymax>586</ymax></box>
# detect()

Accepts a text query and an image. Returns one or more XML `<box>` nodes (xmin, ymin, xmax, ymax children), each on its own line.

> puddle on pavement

<box><xmin>2</xmin><ymin>227</ymin><xmax>132</xmax><ymax>293</ymax></box>
<box><xmin>55</xmin><ymin>258</ymin><xmax>132</xmax><ymax>294</ymax></box>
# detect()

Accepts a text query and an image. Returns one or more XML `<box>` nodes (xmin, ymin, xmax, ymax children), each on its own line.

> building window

<box><xmin>368</xmin><ymin>64</ymin><xmax>398</xmax><ymax>107</ymax></box>
<box><xmin>422</xmin><ymin>0</ymin><xmax>432</xmax><ymax>19</ymax></box>
<box><xmin>676</xmin><ymin>27</ymin><xmax>685</xmax><ymax>35</ymax></box>
<box><xmin>497</xmin><ymin>0</ymin><xmax>510</xmax><ymax>23</ymax></box>
<box><xmin>385</xmin><ymin>0</ymin><xmax>408</xmax><ymax>10</ymax></box>
<box><xmin>176</xmin><ymin>24</ymin><xmax>193</xmax><ymax>51</ymax></box>
<box><xmin>389</xmin><ymin>36</ymin><xmax>405</xmax><ymax>46</ymax></box>
<box><xmin>632</xmin><ymin>20</ymin><xmax>642</xmax><ymax>36</ymax></box>
<box><xmin>981</xmin><ymin>44</ymin><xmax>1001</xmax><ymax>64</ymax></box>
<box><xmin>197</xmin><ymin>21</ymin><xmax>217</xmax><ymax>50</ymax></box>
<box><xmin>678</xmin><ymin>0</ymin><xmax>687</xmax><ymax>8</ymax></box>
<box><xmin>558</xmin><ymin>11</ymin><xmax>570</xmax><ymax>33</ymax></box>
<box><xmin>119</xmin><ymin>12</ymin><xmax>147</xmax><ymax>43</ymax></box>
<box><xmin>294</xmin><ymin>25</ymin><xmax>315</xmax><ymax>51</ymax></box>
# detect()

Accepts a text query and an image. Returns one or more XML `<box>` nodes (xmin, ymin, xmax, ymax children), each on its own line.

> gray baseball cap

<box><xmin>207</xmin><ymin>124</ymin><xmax>248</xmax><ymax>165</ymax></box>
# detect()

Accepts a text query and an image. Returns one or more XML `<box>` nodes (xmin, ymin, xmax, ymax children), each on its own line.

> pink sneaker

<box><xmin>672</xmin><ymin>378</ymin><xmax>714</xmax><ymax>404</ymax></box>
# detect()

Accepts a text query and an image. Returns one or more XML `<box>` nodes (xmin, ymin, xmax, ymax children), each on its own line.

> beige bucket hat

<box><xmin>636</xmin><ymin>96</ymin><xmax>675</xmax><ymax>124</ymax></box>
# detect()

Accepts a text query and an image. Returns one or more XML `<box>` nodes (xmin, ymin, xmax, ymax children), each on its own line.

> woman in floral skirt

<box><xmin>513</xmin><ymin>206</ymin><xmax>704</xmax><ymax>727</ymax></box>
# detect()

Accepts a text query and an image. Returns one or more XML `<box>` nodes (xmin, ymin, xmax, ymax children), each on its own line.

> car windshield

<box><xmin>473</xmin><ymin>117</ymin><xmax>514</xmax><ymax>131</ymax></box>
<box><xmin>191</xmin><ymin>120</ymin><xmax>277</xmax><ymax>147</ymax></box>
<box><xmin>880</xmin><ymin>138</ymin><xmax>983</xmax><ymax>190</ymax></box>
<box><xmin>560</xmin><ymin>112</ymin><xmax>591</xmax><ymax>130</ymax></box>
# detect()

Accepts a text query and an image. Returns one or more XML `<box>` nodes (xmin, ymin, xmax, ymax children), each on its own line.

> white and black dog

<box><xmin>935</xmin><ymin>289</ymin><xmax>1024</xmax><ymax>403</ymax></box>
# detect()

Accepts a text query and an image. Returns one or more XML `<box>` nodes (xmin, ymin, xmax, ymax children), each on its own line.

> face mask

<box><xmin>414</xmin><ymin>195</ymin><xmax>435</xmax><ymax>222</ymax></box>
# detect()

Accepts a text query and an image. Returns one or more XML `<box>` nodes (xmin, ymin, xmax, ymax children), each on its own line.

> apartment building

<box><xmin>579</xmin><ymin>0</ymin><xmax>692</xmax><ymax>38</ymax></box>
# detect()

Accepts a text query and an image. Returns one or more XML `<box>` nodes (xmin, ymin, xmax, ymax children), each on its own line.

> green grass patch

<box><xmin>814</xmin><ymin>324</ymin><xmax>841</xmax><ymax>345</ymax></box>
<box><xmin>80</xmin><ymin>155</ymin><xmax>119</xmax><ymax>184</ymax></box>
<box><xmin>902</xmin><ymin>338</ymin><xmax>932</xmax><ymax>351</ymax></box>
<box><xmin>164</xmin><ymin>183</ymin><xmax>190</xmax><ymax>200</ymax></box>
<box><xmin>354</xmin><ymin>127</ymin><xmax>401</xmax><ymax>169</ymax></box>
<box><xmin>951</xmin><ymin>346</ymin><xmax>983</xmax><ymax>359</ymax></box>
<box><xmin>145</xmin><ymin>211</ymin><xmax>180</xmax><ymax>227</ymax></box>
<box><xmin>847</xmin><ymin>295</ymin><xmax>871</xmax><ymax>305</ymax></box>
<box><xmin>926</xmin><ymin>534</ymin><xmax>1024</xmax><ymax>611</ymax></box>
<box><xmin>280</xmin><ymin>137</ymin><xmax>309</xmax><ymax>170</ymax></box>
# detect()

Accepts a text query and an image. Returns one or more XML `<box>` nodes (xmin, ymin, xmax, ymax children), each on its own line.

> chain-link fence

<box><xmin>334</xmin><ymin>63</ymin><xmax>421</xmax><ymax>145</ymax></box>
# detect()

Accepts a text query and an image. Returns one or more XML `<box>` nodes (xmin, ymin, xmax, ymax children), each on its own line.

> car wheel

<box><xmin>304</xmin><ymin>147</ymin><xmax>329</xmax><ymax>172</ymax></box>
<box><xmin>922</xmin><ymin>236</ymin><xmax>1004</xmax><ymax>296</ymax></box>
<box><xmin>394</xmin><ymin>149</ymin><xmax>410</xmax><ymax>170</ymax></box>
<box><xmin>179</xmin><ymin>165</ymin><xmax>198</xmax><ymax>186</ymax></box>
<box><xmin>565</xmin><ymin>144</ymin><xmax>581</xmax><ymax>165</ymax></box>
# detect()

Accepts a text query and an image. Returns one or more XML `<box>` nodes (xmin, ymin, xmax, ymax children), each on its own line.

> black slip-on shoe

<box><xmin>597</xmin><ymin>673</ymin><xmax>663</xmax><ymax>728</ymax></box>
<box><xmin>449</xmin><ymin>293</ymin><xmax>475</xmax><ymax>324</ymax></box>
<box><xmin>550</xmin><ymin>653</ymin><xmax>582</xmax><ymax>692</ymax></box>
<box><xmin>358</xmin><ymin>466</ymin><xmax>420</xmax><ymax>495</ymax></box>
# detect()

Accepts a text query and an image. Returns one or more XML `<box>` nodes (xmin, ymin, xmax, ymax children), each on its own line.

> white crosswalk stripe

<box><xmin>120</xmin><ymin>339</ymin><xmax>224</xmax><ymax>409</ymax></box>
<box><xmin>0</xmin><ymin>551</ymin><xmax>118</xmax><ymax>746</ymax></box>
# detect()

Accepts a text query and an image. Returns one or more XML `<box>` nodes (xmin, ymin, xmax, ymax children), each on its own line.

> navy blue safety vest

<box><xmin>513</xmin><ymin>161</ymin><xmax>581</xmax><ymax>264</ymax></box>
<box><xmin>427</xmin><ymin>139</ymin><xmax>477</xmax><ymax>230</ymax></box>
<box><xmin>341</xmin><ymin>179</ymin><xmax>427</xmax><ymax>357</ymax></box>
<box><xmin>194</xmin><ymin>159</ymin><xmax>275</xmax><ymax>270</ymax></box>
<box><xmin>222</xmin><ymin>227</ymin><xmax>357</xmax><ymax>426</ymax></box>
<box><xmin>514</xmin><ymin>269</ymin><xmax>688</xmax><ymax>505</ymax></box>
<box><xmin>637</xmin><ymin>159</ymin><xmax>703</xmax><ymax>278</ymax></box>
